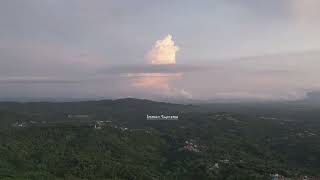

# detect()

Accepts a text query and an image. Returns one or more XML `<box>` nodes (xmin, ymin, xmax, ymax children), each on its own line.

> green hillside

<box><xmin>0</xmin><ymin>99</ymin><xmax>320</xmax><ymax>179</ymax></box>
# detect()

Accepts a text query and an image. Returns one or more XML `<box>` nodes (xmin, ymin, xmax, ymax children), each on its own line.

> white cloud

<box><xmin>145</xmin><ymin>34</ymin><xmax>179</xmax><ymax>64</ymax></box>
<box><xmin>129</xmin><ymin>34</ymin><xmax>192</xmax><ymax>98</ymax></box>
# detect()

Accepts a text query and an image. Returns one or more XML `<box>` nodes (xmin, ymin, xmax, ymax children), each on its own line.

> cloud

<box><xmin>101</xmin><ymin>64</ymin><xmax>208</xmax><ymax>74</ymax></box>
<box><xmin>145</xmin><ymin>34</ymin><xmax>179</xmax><ymax>64</ymax></box>
<box><xmin>100</xmin><ymin>63</ymin><xmax>205</xmax><ymax>99</ymax></box>
<box><xmin>0</xmin><ymin>42</ymin><xmax>104</xmax><ymax>77</ymax></box>
<box><xmin>96</xmin><ymin>34</ymin><xmax>192</xmax><ymax>99</ymax></box>
<box><xmin>174</xmin><ymin>89</ymin><xmax>193</xmax><ymax>99</ymax></box>
<box><xmin>130</xmin><ymin>73</ymin><xmax>192</xmax><ymax>99</ymax></box>
<box><xmin>128</xmin><ymin>34</ymin><xmax>193</xmax><ymax>98</ymax></box>
<box><xmin>131</xmin><ymin>73</ymin><xmax>178</xmax><ymax>91</ymax></box>
<box><xmin>0</xmin><ymin>76</ymin><xmax>82</xmax><ymax>84</ymax></box>
<box><xmin>290</xmin><ymin>0</ymin><xmax>320</xmax><ymax>23</ymax></box>
<box><xmin>130</xmin><ymin>73</ymin><xmax>193</xmax><ymax>99</ymax></box>
<box><xmin>182</xmin><ymin>50</ymin><xmax>320</xmax><ymax>100</ymax></box>
<box><xmin>214</xmin><ymin>91</ymin><xmax>306</xmax><ymax>101</ymax></box>
<box><xmin>2</xmin><ymin>0</ymin><xmax>320</xmax><ymax>101</ymax></box>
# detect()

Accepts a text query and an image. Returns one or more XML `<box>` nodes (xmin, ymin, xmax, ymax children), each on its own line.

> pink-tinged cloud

<box><xmin>290</xmin><ymin>0</ymin><xmax>320</xmax><ymax>22</ymax></box>
<box><xmin>129</xmin><ymin>34</ymin><xmax>191</xmax><ymax>98</ymax></box>
<box><xmin>145</xmin><ymin>34</ymin><xmax>179</xmax><ymax>65</ymax></box>
<box><xmin>130</xmin><ymin>72</ymin><xmax>192</xmax><ymax>98</ymax></box>
<box><xmin>130</xmin><ymin>73</ymin><xmax>180</xmax><ymax>91</ymax></box>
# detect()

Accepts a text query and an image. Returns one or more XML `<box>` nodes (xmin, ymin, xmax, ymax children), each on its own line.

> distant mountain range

<box><xmin>2</xmin><ymin>91</ymin><xmax>320</xmax><ymax>106</ymax></box>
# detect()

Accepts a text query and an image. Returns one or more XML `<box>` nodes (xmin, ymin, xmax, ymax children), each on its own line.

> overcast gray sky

<box><xmin>1</xmin><ymin>0</ymin><xmax>320</xmax><ymax>101</ymax></box>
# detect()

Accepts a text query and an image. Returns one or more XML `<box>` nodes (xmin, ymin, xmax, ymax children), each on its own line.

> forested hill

<box><xmin>0</xmin><ymin>98</ymin><xmax>320</xmax><ymax>179</ymax></box>
<box><xmin>0</xmin><ymin>98</ymin><xmax>198</xmax><ymax>125</ymax></box>
<box><xmin>0</xmin><ymin>98</ymin><xmax>196</xmax><ymax>113</ymax></box>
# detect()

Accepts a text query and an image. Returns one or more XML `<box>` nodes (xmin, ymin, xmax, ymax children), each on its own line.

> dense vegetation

<box><xmin>0</xmin><ymin>98</ymin><xmax>320</xmax><ymax>179</ymax></box>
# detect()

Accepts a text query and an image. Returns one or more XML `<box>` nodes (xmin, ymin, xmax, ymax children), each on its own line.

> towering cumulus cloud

<box><xmin>146</xmin><ymin>34</ymin><xmax>179</xmax><ymax>64</ymax></box>
<box><xmin>130</xmin><ymin>34</ymin><xmax>191</xmax><ymax>99</ymax></box>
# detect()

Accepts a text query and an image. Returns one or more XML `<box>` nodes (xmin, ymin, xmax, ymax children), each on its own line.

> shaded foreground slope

<box><xmin>0</xmin><ymin>98</ymin><xmax>320</xmax><ymax>179</ymax></box>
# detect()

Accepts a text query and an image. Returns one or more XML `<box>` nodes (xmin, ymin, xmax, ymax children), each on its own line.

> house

<box><xmin>12</xmin><ymin>121</ymin><xmax>28</xmax><ymax>128</ymax></box>
<box><xmin>183</xmin><ymin>140</ymin><xmax>200</xmax><ymax>153</ymax></box>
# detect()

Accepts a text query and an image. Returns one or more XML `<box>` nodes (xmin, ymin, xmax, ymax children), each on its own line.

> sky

<box><xmin>1</xmin><ymin>0</ymin><xmax>320</xmax><ymax>101</ymax></box>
